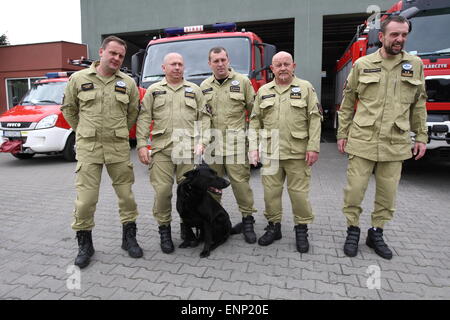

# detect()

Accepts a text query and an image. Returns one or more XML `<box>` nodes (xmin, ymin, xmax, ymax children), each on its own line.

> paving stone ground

<box><xmin>1</xmin><ymin>135</ymin><xmax>449</xmax><ymax>300</ymax></box>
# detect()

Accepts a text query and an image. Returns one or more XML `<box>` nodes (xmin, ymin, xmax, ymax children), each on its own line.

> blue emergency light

<box><xmin>46</xmin><ymin>72</ymin><xmax>75</xmax><ymax>78</ymax></box>
<box><xmin>164</xmin><ymin>22</ymin><xmax>236</xmax><ymax>36</ymax></box>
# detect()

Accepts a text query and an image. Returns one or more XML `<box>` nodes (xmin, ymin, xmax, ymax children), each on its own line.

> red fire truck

<box><xmin>131</xmin><ymin>22</ymin><xmax>276</xmax><ymax>90</ymax></box>
<box><xmin>0</xmin><ymin>72</ymin><xmax>77</xmax><ymax>161</ymax></box>
<box><xmin>334</xmin><ymin>0</ymin><xmax>450</xmax><ymax>154</ymax></box>
<box><xmin>0</xmin><ymin>62</ymin><xmax>140</xmax><ymax>161</ymax></box>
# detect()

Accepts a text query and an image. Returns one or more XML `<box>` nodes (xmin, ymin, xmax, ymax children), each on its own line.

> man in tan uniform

<box><xmin>338</xmin><ymin>16</ymin><xmax>427</xmax><ymax>259</ymax></box>
<box><xmin>249</xmin><ymin>51</ymin><xmax>322</xmax><ymax>253</ymax></box>
<box><xmin>136</xmin><ymin>53</ymin><xmax>210</xmax><ymax>254</ymax></box>
<box><xmin>61</xmin><ymin>36</ymin><xmax>143</xmax><ymax>269</ymax></box>
<box><xmin>200</xmin><ymin>47</ymin><xmax>257</xmax><ymax>244</ymax></box>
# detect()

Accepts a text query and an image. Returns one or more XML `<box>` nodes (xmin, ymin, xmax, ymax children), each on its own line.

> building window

<box><xmin>6</xmin><ymin>77</ymin><xmax>43</xmax><ymax>109</ymax></box>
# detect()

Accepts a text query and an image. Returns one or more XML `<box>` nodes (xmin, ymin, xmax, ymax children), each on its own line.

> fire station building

<box><xmin>0</xmin><ymin>42</ymin><xmax>87</xmax><ymax>114</ymax></box>
<box><xmin>79</xmin><ymin>0</ymin><xmax>394</xmax><ymax>111</ymax></box>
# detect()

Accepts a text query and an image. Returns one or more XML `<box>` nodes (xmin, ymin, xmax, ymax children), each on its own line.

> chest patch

<box><xmin>202</xmin><ymin>87</ymin><xmax>213</xmax><ymax>94</ymax></box>
<box><xmin>290</xmin><ymin>87</ymin><xmax>301</xmax><ymax>99</ymax></box>
<box><xmin>152</xmin><ymin>90</ymin><xmax>167</xmax><ymax>97</ymax></box>
<box><xmin>81</xmin><ymin>83</ymin><xmax>94</xmax><ymax>91</ymax></box>
<box><xmin>262</xmin><ymin>94</ymin><xmax>276</xmax><ymax>100</ymax></box>
<box><xmin>363</xmin><ymin>68</ymin><xmax>382</xmax><ymax>73</ymax></box>
<box><xmin>230</xmin><ymin>86</ymin><xmax>240</xmax><ymax>93</ymax></box>
<box><xmin>115</xmin><ymin>86</ymin><xmax>126</xmax><ymax>94</ymax></box>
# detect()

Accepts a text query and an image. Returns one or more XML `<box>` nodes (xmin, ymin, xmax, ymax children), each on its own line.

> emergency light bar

<box><xmin>46</xmin><ymin>72</ymin><xmax>75</xmax><ymax>78</ymax></box>
<box><xmin>164</xmin><ymin>22</ymin><xmax>236</xmax><ymax>36</ymax></box>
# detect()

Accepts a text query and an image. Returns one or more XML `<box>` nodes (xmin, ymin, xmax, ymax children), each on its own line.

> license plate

<box><xmin>3</xmin><ymin>131</ymin><xmax>21</xmax><ymax>138</ymax></box>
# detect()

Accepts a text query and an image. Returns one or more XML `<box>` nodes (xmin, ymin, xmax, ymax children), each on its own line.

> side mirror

<box><xmin>131</xmin><ymin>49</ymin><xmax>145</xmax><ymax>84</ymax></box>
<box><xmin>263</xmin><ymin>44</ymin><xmax>277</xmax><ymax>69</ymax></box>
<box><xmin>12</xmin><ymin>96</ymin><xmax>19</xmax><ymax>106</ymax></box>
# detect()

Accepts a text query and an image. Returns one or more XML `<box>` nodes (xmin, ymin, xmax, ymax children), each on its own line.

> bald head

<box><xmin>163</xmin><ymin>52</ymin><xmax>183</xmax><ymax>65</ymax></box>
<box><xmin>162</xmin><ymin>52</ymin><xmax>184</xmax><ymax>85</ymax></box>
<box><xmin>270</xmin><ymin>51</ymin><xmax>296</xmax><ymax>86</ymax></box>
<box><xmin>272</xmin><ymin>51</ymin><xmax>293</xmax><ymax>64</ymax></box>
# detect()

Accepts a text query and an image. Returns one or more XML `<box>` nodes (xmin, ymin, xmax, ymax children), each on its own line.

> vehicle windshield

<box><xmin>142</xmin><ymin>37</ymin><xmax>251</xmax><ymax>85</ymax></box>
<box><xmin>426</xmin><ymin>78</ymin><xmax>450</xmax><ymax>103</ymax></box>
<box><xmin>21</xmin><ymin>81</ymin><xmax>67</xmax><ymax>105</ymax></box>
<box><xmin>405</xmin><ymin>10</ymin><xmax>450</xmax><ymax>55</ymax></box>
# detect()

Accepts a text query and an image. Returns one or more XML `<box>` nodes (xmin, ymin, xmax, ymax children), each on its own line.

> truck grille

<box><xmin>1</xmin><ymin>122</ymin><xmax>32</xmax><ymax>129</ymax></box>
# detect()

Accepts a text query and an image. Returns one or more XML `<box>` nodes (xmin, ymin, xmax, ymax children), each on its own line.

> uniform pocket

<box><xmin>391</xmin><ymin>119</ymin><xmax>411</xmax><ymax>144</ymax></box>
<box><xmin>357</xmin><ymin>74</ymin><xmax>381</xmax><ymax>101</ymax></box>
<box><xmin>260</xmin><ymin>99</ymin><xmax>276</xmax><ymax>127</ymax></box>
<box><xmin>184</xmin><ymin>97</ymin><xmax>198</xmax><ymax>120</ymax></box>
<box><xmin>350</xmin><ymin>116</ymin><xmax>375</xmax><ymax>141</ymax></box>
<box><xmin>114</xmin><ymin>128</ymin><xmax>130</xmax><ymax>152</ymax></box>
<box><xmin>77</xmin><ymin>127</ymin><xmax>96</xmax><ymax>151</ymax></box>
<box><xmin>290</xmin><ymin>131</ymin><xmax>308</xmax><ymax>154</ymax></box>
<box><xmin>289</xmin><ymin>99</ymin><xmax>308</xmax><ymax>131</ymax></box>
<box><xmin>150</xmin><ymin>128</ymin><xmax>167</xmax><ymax>150</ymax></box>
<box><xmin>152</xmin><ymin>96</ymin><xmax>167</xmax><ymax>120</ymax></box>
<box><xmin>77</xmin><ymin>91</ymin><xmax>97</xmax><ymax>114</ymax></box>
<box><xmin>113</xmin><ymin>93</ymin><xmax>129</xmax><ymax>116</ymax></box>
<box><xmin>400</xmin><ymin>78</ymin><xmax>422</xmax><ymax>104</ymax></box>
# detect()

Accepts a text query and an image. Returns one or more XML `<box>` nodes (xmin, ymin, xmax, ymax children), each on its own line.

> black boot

<box><xmin>122</xmin><ymin>222</ymin><xmax>143</xmax><ymax>258</ymax></box>
<box><xmin>74</xmin><ymin>230</ymin><xmax>94</xmax><ymax>269</ymax></box>
<box><xmin>242</xmin><ymin>216</ymin><xmax>257</xmax><ymax>244</ymax></box>
<box><xmin>258</xmin><ymin>222</ymin><xmax>282</xmax><ymax>246</ymax></box>
<box><xmin>159</xmin><ymin>225</ymin><xmax>174</xmax><ymax>254</ymax></box>
<box><xmin>344</xmin><ymin>226</ymin><xmax>360</xmax><ymax>257</ymax></box>
<box><xmin>366</xmin><ymin>227</ymin><xmax>393</xmax><ymax>260</ymax></box>
<box><xmin>294</xmin><ymin>224</ymin><xmax>309</xmax><ymax>253</ymax></box>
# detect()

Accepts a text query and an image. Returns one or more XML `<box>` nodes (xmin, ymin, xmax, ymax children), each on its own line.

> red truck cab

<box><xmin>0</xmin><ymin>72</ymin><xmax>76</xmax><ymax>160</ymax></box>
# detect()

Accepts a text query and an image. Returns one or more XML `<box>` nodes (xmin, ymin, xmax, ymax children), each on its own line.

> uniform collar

<box><xmin>268</xmin><ymin>76</ymin><xmax>302</xmax><ymax>89</ymax></box>
<box><xmin>89</xmin><ymin>61</ymin><xmax>124</xmax><ymax>78</ymax></box>
<box><xmin>207</xmin><ymin>67</ymin><xmax>235</xmax><ymax>85</ymax></box>
<box><xmin>370</xmin><ymin>49</ymin><xmax>411</xmax><ymax>63</ymax></box>
<box><xmin>162</xmin><ymin>77</ymin><xmax>192</xmax><ymax>91</ymax></box>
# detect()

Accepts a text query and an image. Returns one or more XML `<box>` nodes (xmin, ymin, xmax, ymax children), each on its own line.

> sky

<box><xmin>1</xmin><ymin>0</ymin><xmax>81</xmax><ymax>45</ymax></box>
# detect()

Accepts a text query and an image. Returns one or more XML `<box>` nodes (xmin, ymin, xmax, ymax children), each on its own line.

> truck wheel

<box><xmin>12</xmin><ymin>153</ymin><xmax>35</xmax><ymax>160</ymax></box>
<box><xmin>63</xmin><ymin>133</ymin><xmax>76</xmax><ymax>162</ymax></box>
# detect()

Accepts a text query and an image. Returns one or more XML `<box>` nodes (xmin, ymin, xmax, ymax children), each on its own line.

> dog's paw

<box><xmin>200</xmin><ymin>250</ymin><xmax>210</xmax><ymax>258</ymax></box>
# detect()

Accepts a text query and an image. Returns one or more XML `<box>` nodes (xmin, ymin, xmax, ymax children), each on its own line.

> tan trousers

<box><xmin>209</xmin><ymin>155</ymin><xmax>256</xmax><ymax>217</ymax></box>
<box><xmin>343</xmin><ymin>155</ymin><xmax>402</xmax><ymax>228</ymax></box>
<box><xmin>261</xmin><ymin>159</ymin><xmax>314</xmax><ymax>225</ymax></box>
<box><xmin>72</xmin><ymin>161</ymin><xmax>138</xmax><ymax>231</ymax></box>
<box><xmin>149</xmin><ymin>150</ymin><xmax>194</xmax><ymax>226</ymax></box>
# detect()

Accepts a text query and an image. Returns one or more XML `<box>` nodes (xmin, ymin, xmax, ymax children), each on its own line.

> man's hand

<box><xmin>194</xmin><ymin>144</ymin><xmax>205</xmax><ymax>156</ymax></box>
<box><xmin>306</xmin><ymin>151</ymin><xmax>319</xmax><ymax>167</ymax></box>
<box><xmin>337</xmin><ymin>138</ymin><xmax>347</xmax><ymax>154</ymax></box>
<box><xmin>249</xmin><ymin>150</ymin><xmax>259</xmax><ymax>166</ymax></box>
<box><xmin>138</xmin><ymin>147</ymin><xmax>151</xmax><ymax>165</ymax></box>
<box><xmin>413</xmin><ymin>142</ymin><xmax>426</xmax><ymax>160</ymax></box>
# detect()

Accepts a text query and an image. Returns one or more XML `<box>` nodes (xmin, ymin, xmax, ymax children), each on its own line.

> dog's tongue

<box><xmin>209</xmin><ymin>187</ymin><xmax>222</xmax><ymax>195</ymax></box>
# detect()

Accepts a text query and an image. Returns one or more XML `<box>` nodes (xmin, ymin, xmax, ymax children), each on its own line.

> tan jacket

<box><xmin>136</xmin><ymin>78</ymin><xmax>210</xmax><ymax>157</ymax></box>
<box><xmin>337</xmin><ymin>49</ymin><xmax>428</xmax><ymax>161</ymax></box>
<box><xmin>249</xmin><ymin>77</ymin><xmax>322</xmax><ymax>160</ymax></box>
<box><xmin>61</xmin><ymin>62</ymin><xmax>140</xmax><ymax>164</ymax></box>
<box><xmin>200</xmin><ymin>69</ymin><xmax>255</xmax><ymax>156</ymax></box>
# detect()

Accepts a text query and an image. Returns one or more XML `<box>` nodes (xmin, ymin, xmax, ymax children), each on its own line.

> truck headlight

<box><xmin>36</xmin><ymin>114</ymin><xmax>58</xmax><ymax>129</ymax></box>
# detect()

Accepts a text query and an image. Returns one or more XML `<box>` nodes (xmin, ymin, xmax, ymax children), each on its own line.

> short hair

<box><xmin>380</xmin><ymin>15</ymin><xmax>411</xmax><ymax>34</ymax></box>
<box><xmin>101</xmin><ymin>35</ymin><xmax>127</xmax><ymax>51</ymax></box>
<box><xmin>208</xmin><ymin>47</ymin><xmax>228</xmax><ymax>60</ymax></box>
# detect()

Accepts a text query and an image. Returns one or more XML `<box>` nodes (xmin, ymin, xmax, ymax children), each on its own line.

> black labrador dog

<box><xmin>176</xmin><ymin>163</ymin><xmax>241</xmax><ymax>257</ymax></box>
